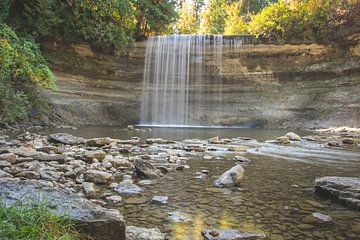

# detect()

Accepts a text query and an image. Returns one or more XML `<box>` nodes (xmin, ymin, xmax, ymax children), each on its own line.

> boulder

<box><xmin>275</xmin><ymin>136</ymin><xmax>290</xmax><ymax>144</ymax></box>
<box><xmin>343</xmin><ymin>138</ymin><xmax>355</xmax><ymax>144</ymax></box>
<box><xmin>34</xmin><ymin>152</ymin><xmax>66</xmax><ymax>163</ymax></box>
<box><xmin>9</xmin><ymin>146</ymin><xmax>38</xmax><ymax>157</ymax></box>
<box><xmin>0</xmin><ymin>153</ymin><xmax>16</xmax><ymax>164</ymax></box>
<box><xmin>0</xmin><ymin>179</ymin><xmax>125</xmax><ymax>240</ymax></box>
<box><xmin>314</xmin><ymin>176</ymin><xmax>360</xmax><ymax>210</ymax></box>
<box><xmin>83</xmin><ymin>150</ymin><xmax>107</xmax><ymax>162</ymax></box>
<box><xmin>49</xmin><ymin>133</ymin><xmax>85</xmax><ymax>145</ymax></box>
<box><xmin>126</xmin><ymin>226</ymin><xmax>165</xmax><ymax>240</ymax></box>
<box><xmin>0</xmin><ymin>169</ymin><xmax>13</xmax><ymax>178</ymax></box>
<box><xmin>84</xmin><ymin>170</ymin><xmax>113</xmax><ymax>184</ymax></box>
<box><xmin>214</xmin><ymin>165</ymin><xmax>244</xmax><ymax>188</ymax></box>
<box><xmin>0</xmin><ymin>160</ymin><xmax>12</xmax><ymax>168</ymax></box>
<box><xmin>285</xmin><ymin>132</ymin><xmax>302</xmax><ymax>141</ymax></box>
<box><xmin>202</xmin><ymin>229</ymin><xmax>266</xmax><ymax>240</ymax></box>
<box><xmin>134</xmin><ymin>159</ymin><xmax>163</xmax><ymax>179</ymax></box>
<box><xmin>86</xmin><ymin>138</ymin><xmax>112</xmax><ymax>147</ymax></box>
<box><xmin>82</xmin><ymin>182</ymin><xmax>96</xmax><ymax>198</ymax></box>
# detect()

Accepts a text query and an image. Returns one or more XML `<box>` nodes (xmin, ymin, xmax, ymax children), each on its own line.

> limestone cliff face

<box><xmin>41</xmin><ymin>39</ymin><xmax>360</xmax><ymax>128</ymax></box>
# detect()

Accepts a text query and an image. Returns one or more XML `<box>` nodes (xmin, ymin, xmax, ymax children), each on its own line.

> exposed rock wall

<box><xmin>41</xmin><ymin>39</ymin><xmax>360</xmax><ymax>128</ymax></box>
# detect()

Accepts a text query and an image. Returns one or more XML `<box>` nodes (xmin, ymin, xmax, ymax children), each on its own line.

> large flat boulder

<box><xmin>314</xmin><ymin>176</ymin><xmax>360</xmax><ymax>210</ymax></box>
<box><xmin>49</xmin><ymin>133</ymin><xmax>85</xmax><ymax>145</ymax></box>
<box><xmin>0</xmin><ymin>179</ymin><xmax>125</xmax><ymax>240</ymax></box>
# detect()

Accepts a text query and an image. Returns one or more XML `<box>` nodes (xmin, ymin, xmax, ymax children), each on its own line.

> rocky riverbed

<box><xmin>0</xmin><ymin>126</ymin><xmax>360</xmax><ymax>239</ymax></box>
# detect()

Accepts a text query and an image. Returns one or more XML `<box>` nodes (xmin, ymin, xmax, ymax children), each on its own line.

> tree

<box><xmin>177</xmin><ymin>0</ymin><xmax>199</xmax><ymax>34</ymax></box>
<box><xmin>200</xmin><ymin>0</ymin><xmax>228</xmax><ymax>34</ymax></box>
<box><xmin>132</xmin><ymin>0</ymin><xmax>177</xmax><ymax>39</ymax></box>
<box><xmin>224</xmin><ymin>1</ymin><xmax>248</xmax><ymax>35</ymax></box>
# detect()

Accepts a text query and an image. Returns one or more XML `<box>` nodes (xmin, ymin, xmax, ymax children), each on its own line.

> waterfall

<box><xmin>140</xmin><ymin>34</ymin><xmax>248</xmax><ymax>127</ymax></box>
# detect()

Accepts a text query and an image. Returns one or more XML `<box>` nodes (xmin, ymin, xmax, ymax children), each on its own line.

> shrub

<box><xmin>0</xmin><ymin>24</ymin><xmax>54</xmax><ymax>124</ymax></box>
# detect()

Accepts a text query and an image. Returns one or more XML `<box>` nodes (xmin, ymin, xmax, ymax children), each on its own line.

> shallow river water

<box><xmin>38</xmin><ymin>127</ymin><xmax>360</xmax><ymax>240</ymax></box>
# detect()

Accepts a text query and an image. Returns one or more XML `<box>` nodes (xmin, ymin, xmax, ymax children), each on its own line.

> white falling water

<box><xmin>140</xmin><ymin>34</ymin><xmax>248</xmax><ymax>126</ymax></box>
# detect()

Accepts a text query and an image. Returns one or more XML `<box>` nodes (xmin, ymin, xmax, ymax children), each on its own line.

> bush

<box><xmin>0</xmin><ymin>24</ymin><xmax>54</xmax><ymax>124</ymax></box>
<box><xmin>0</xmin><ymin>200</ymin><xmax>81</xmax><ymax>240</ymax></box>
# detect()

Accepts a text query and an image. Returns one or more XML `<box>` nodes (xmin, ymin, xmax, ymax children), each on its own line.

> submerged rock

<box><xmin>314</xmin><ymin>176</ymin><xmax>360</xmax><ymax>210</ymax></box>
<box><xmin>168</xmin><ymin>211</ymin><xmax>191</xmax><ymax>222</ymax></box>
<box><xmin>49</xmin><ymin>133</ymin><xmax>85</xmax><ymax>145</ymax></box>
<box><xmin>201</xmin><ymin>229</ymin><xmax>266</xmax><ymax>240</ymax></box>
<box><xmin>0</xmin><ymin>179</ymin><xmax>125</xmax><ymax>240</ymax></box>
<box><xmin>214</xmin><ymin>165</ymin><xmax>244</xmax><ymax>188</ymax></box>
<box><xmin>303</xmin><ymin>212</ymin><xmax>332</xmax><ymax>224</ymax></box>
<box><xmin>234</xmin><ymin>156</ymin><xmax>251</xmax><ymax>163</ymax></box>
<box><xmin>134</xmin><ymin>159</ymin><xmax>163</xmax><ymax>179</ymax></box>
<box><xmin>113</xmin><ymin>180</ymin><xmax>143</xmax><ymax>194</ymax></box>
<box><xmin>151</xmin><ymin>196</ymin><xmax>169</xmax><ymax>204</ymax></box>
<box><xmin>126</xmin><ymin>226</ymin><xmax>165</xmax><ymax>240</ymax></box>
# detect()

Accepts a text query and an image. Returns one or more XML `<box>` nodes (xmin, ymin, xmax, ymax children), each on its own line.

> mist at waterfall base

<box><xmin>140</xmin><ymin>35</ymin><xmax>254</xmax><ymax>128</ymax></box>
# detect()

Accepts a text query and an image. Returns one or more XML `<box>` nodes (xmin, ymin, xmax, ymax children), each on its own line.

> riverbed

<box><xmin>34</xmin><ymin>126</ymin><xmax>360</xmax><ymax>240</ymax></box>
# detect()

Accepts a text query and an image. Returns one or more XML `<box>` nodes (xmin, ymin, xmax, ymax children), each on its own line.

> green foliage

<box><xmin>3</xmin><ymin>0</ymin><xmax>136</xmax><ymax>48</ymax></box>
<box><xmin>133</xmin><ymin>0</ymin><xmax>178</xmax><ymax>39</ymax></box>
<box><xmin>0</xmin><ymin>24</ymin><xmax>54</xmax><ymax>124</ymax></box>
<box><xmin>200</xmin><ymin>0</ymin><xmax>228</xmax><ymax>34</ymax></box>
<box><xmin>247</xmin><ymin>0</ymin><xmax>358</xmax><ymax>42</ymax></box>
<box><xmin>224</xmin><ymin>1</ymin><xmax>248</xmax><ymax>35</ymax></box>
<box><xmin>0</xmin><ymin>200</ymin><xmax>82</xmax><ymax>240</ymax></box>
<box><xmin>177</xmin><ymin>1</ymin><xmax>200</xmax><ymax>34</ymax></box>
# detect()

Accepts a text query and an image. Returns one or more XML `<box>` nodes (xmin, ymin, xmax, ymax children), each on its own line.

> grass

<box><xmin>0</xmin><ymin>200</ymin><xmax>84</xmax><ymax>240</ymax></box>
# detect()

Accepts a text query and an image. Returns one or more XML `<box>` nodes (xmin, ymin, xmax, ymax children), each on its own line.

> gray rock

<box><xmin>214</xmin><ymin>165</ymin><xmax>244</xmax><ymax>188</ymax></box>
<box><xmin>49</xmin><ymin>133</ymin><xmax>85</xmax><ymax>145</ymax></box>
<box><xmin>86</xmin><ymin>138</ymin><xmax>112</xmax><ymax>147</ymax></box>
<box><xmin>126</xmin><ymin>226</ymin><xmax>165</xmax><ymax>240</ymax></box>
<box><xmin>9</xmin><ymin>147</ymin><xmax>38</xmax><ymax>157</ymax></box>
<box><xmin>0</xmin><ymin>179</ymin><xmax>125</xmax><ymax>240</ymax></box>
<box><xmin>168</xmin><ymin>211</ymin><xmax>191</xmax><ymax>222</ymax></box>
<box><xmin>285</xmin><ymin>132</ymin><xmax>302</xmax><ymax>141</ymax></box>
<box><xmin>105</xmin><ymin>195</ymin><xmax>122</xmax><ymax>204</ymax></box>
<box><xmin>113</xmin><ymin>180</ymin><xmax>143</xmax><ymax>194</ymax></box>
<box><xmin>202</xmin><ymin>229</ymin><xmax>266</xmax><ymax>240</ymax></box>
<box><xmin>83</xmin><ymin>150</ymin><xmax>107</xmax><ymax>162</ymax></box>
<box><xmin>151</xmin><ymin>196</ymin><xmax>169</xmax><ymax>204</ymax></box>
<box><xmin>234</xmin><ymin>156</ymin><xmax>251</xmax><ymax>163</ymax></box>
<box><xmin>0</xmin><ymin>160</ymin><xmax>12</xmax><ymax>168</ymax></box>
<box><xmin>134</xmin><ymin>159</ymin><xmax>163</xmax><ymax>179</ymax></box>
<box><xmin>0</xmin><ymin>169</ymin><xmax>13</xmax><ymax>178</ymax></box>
<box><xmin>84</xmin><ymin>170</ymin><xmax>113</xmax><ymax>184</ymax></box>
<box><xmin>314</xmin><ymin>176</ymin><xmax>360</xmax><ymax>210</ymax></box>
<box><xmin>82</xmin><ymin>182</ymin><xmax>96</xmax><ymax>198</ymax></box>
<box><xmin>0</xmin><ymin>153</ymin><xmax>16</xmax><ymax>164</ymax></box>
<box><xmin>39</xmin><ymin>169</ymin><xmax>62</xmax><ymax>181</ymax></box>
<box><xmin>34</xmin><ymin>152</ymin><xmax>66</xmax><ymax>163</ymax></box>
<box><xmin>16</xmin><ymin>170</ymin><xmax>40</xmax><ymax>179</ymax></box>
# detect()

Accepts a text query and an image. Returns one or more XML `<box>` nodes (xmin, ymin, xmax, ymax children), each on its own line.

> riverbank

<box><xmin>0</xmin><ymin>127</ymin><xmax>359</xmax><ymax>239</ymax></box>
